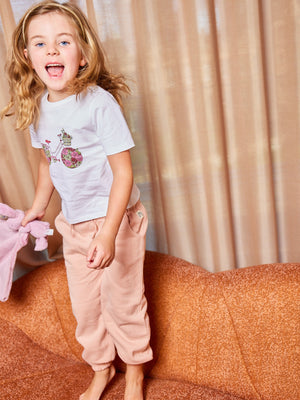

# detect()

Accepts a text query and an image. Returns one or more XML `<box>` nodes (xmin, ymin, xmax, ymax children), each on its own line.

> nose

<box><xmin>47</xmin><ymin>44</ymin><xmax>59</xmax><ymax>56</ymax></box>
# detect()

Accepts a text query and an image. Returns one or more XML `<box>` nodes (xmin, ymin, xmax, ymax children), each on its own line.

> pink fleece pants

<box><xmin>55</xmin><ymin>201</ymin><xmax>153</xmax><ymax>371</ymax></box>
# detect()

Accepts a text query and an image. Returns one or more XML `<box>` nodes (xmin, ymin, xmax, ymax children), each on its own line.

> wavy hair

<box><xmin>1</xmin><ymin>0</ymin><xmax>130</xmax><ymax>130</ymax></box>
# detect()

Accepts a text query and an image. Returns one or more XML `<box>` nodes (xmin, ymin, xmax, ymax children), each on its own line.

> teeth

<box><xmin>46</xmin><ymin>64</ymin><xmax>63</xmax><ymax>67</ymax></box>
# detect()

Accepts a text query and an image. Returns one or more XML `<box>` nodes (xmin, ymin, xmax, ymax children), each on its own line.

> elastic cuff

<box><xmin>92</xmin><ymin>362</ymin><xmax>112</xmax><ymax>372</ymax></box>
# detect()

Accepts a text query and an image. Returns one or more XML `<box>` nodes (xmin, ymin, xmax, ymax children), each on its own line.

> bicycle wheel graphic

<box><xmin>61</xmin><ymin>147</ymin><xmax>83</xmax><ymax>168</ymax></box>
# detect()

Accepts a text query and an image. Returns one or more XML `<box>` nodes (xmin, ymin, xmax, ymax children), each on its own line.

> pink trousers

<box><xmin>55</xmin><ymin>201</ymin><xmax>153</xmax><ymax>371</ymax></box>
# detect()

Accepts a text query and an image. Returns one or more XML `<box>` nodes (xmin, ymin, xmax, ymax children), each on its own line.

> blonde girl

<box><xmin>2</xmin><ymin>1</ymin><xmax>152</xmax><ymax>399</ymax></box>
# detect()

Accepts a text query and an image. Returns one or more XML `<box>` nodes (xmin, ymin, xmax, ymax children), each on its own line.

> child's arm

<box><xmin>22</xmin><ymin>149</ymin><xmax>54</xmax><ymax>226</ymax></box>
<box><xmin>87</xmin><ymin>149</ymin><xmax>133</xmax><ymax>269</ymax></box>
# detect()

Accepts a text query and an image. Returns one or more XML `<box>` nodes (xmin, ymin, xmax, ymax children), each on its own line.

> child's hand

<box><xmin>87</xmin><ymin>232</ymin><xmax>115</xmax><ymax>269</ymax></box>
<box><xmin>22</xmin><ymin>208</ymin><xmax>45</xmax><ymax>226</ymax></box>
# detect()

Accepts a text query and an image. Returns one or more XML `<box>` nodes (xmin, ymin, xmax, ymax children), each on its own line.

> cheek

<box><xmin>69</xmin><ymin>55</ymin><xmax>84</xmax><ymax>73</ymax></box>
<box><xmin>29</xmin><ymin>53</ymin><xmax>45</xmax><ymax>73</ymax></box>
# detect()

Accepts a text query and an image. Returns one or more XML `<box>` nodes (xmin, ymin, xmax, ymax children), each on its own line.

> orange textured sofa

<box><xmin>0</xmin><ymin>251</ymin><xmax>299</xmax><ymax>400</ymax></box>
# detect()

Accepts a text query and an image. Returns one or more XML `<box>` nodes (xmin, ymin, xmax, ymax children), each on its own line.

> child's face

<box><xmin>24</xmin><ymin>12</ymin><xmax>86</xmax><ymax>102</ymax></box>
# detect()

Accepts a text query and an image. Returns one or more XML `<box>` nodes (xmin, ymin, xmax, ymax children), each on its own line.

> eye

<box><xmin>35</xmin><ymin>42</ymin><xmax>45</xmax><ymax>47</ymax></box>
<box><xmin>59</xmin><ymin>40</ymin><xmax>70</xmax><ymax>46</ymax></box>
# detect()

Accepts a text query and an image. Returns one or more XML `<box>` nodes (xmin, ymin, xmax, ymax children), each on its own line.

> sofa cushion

<box><xmin>0</xmin><ymin>318</ymin><xmax>245</xmax><ymax>400</ymax></box>
<box><xmin>0</xmin><ymin>317</ymin><xmax>92</xmax><ymax>400</ymax></box>
<box><xmin>0</xmin><ymin>259</ymin><xmax>82</xmax><ymax>362</ymax></box>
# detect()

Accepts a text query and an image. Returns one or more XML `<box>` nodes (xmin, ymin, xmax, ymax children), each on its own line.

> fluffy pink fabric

<box><xmin>0</xmin><ymin>203</ymin><xmax>50</xmax><ymax>302</ymax></box>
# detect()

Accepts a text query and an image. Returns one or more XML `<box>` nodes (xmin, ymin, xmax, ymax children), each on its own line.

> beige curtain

<box><xmin>0</xmin><ymin>0</ymin><xmax>299</xmax><ymax>273</ymax></box>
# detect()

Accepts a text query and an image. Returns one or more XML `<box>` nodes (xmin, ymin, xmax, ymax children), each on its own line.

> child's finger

<box><xmin>87</xmin><ymin>246</ymin><xmax>103</xmax><ymax>268</ymax></box>
<box><xmin>86</xmin><ymin>244</ymin><xmax>97</xmax><ymax>262</ymax></box>
<box><xmin>21</xmin><ymin>213</ymin><xmax>33</xmax><ymax>226</ymax></box>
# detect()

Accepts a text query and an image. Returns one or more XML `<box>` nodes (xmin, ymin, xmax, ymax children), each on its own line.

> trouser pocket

<box><xmin>126</xmin><ymin>201</ymin><xmax>148</xmax><ymax>236</ymax></box>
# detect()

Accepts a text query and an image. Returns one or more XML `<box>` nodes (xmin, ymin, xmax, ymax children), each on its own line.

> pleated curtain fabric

<box><xmin>0</xmin><ymin>0</ymin><xmax>299</xmax><ymax>272</ymax></box>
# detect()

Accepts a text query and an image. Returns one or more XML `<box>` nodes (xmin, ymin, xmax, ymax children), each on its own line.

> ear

<box><xmin>79</xmin><ymin>56</ymin><xmax>87</xmax><ymax>67</ymax></box>
<box><xmin>24</xmin><ymin>48</ymin><xmax>34</xmax><ymax>69</ymax></box>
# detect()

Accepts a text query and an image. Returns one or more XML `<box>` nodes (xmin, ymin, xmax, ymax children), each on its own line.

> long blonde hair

<box><xmin>1</xmin><ymin>0</ymin><xmax>130</xmax><ymax>130</ymax></box>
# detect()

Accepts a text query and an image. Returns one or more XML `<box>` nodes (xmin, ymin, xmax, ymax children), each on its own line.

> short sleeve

<box><xmin>95</xmin><ymin>94</ymin><xmax>135</xmax><ymax>155</ymax></box>
<box><xmin>29</xmin><ymin>124</ymin><xmax>42</xmax><ymax>149</ymax></box>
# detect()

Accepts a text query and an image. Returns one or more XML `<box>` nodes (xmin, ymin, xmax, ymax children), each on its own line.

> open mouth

<box><xmin>45</xmin><ymin>63</ymin><xmax>64</xmax><ymax>77</ymax></box>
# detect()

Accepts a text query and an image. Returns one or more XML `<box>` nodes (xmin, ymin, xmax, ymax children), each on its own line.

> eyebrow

<box><xmin>29</xmin><ymin>32</ymin><xmax>74</xmax><ymax>41</ymax></box>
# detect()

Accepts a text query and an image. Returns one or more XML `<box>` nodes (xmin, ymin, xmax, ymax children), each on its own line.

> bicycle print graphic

<box><xmin>42</xmin><ymin>128</ymin><xmax>83</xmax><ymax>169</ymax></box>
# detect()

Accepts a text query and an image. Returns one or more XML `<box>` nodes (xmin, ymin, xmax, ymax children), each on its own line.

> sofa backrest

<box><xmin>143</xmin><ymin>251</ymin><xmax>300</xmax><ymax>400</ymax></box>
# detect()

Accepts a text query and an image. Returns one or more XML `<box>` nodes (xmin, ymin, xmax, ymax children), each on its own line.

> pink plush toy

<box><xmin>0</xmin><ymin>203</ymin><xmax>52</xmax><ymax>302</ymax></box>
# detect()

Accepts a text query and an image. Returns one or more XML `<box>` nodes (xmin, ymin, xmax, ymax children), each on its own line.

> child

<box><xmin>2</xmin><ymin>1</ymin><xmax>153</xmax><ymax>399</ymax></box>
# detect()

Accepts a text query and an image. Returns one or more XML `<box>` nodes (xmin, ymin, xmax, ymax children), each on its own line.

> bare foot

<box><xmin>80</xmin><ymin>365</ymin><xmax>115</xmax><ymax>400</ymax></box>
<box><xmin>124</xmin><ymin>364</ymin><xmax>144</xmax><ymax>400</ymax></box>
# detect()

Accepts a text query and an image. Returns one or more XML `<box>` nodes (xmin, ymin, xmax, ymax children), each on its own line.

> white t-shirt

<box><xmin>30</xmin><ymin>86</ymin><xmax>140</xmax><ymax>224</ymax></box>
